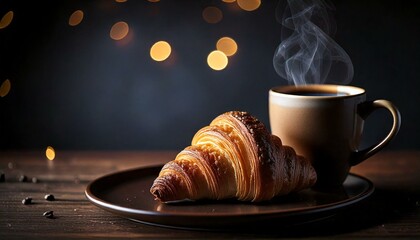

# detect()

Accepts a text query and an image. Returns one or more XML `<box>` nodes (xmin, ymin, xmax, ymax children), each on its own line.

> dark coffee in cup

<box><xmin>289</xmin><ymin>91</ymin><xmax>348</xmax><ymax>97</ymax></box>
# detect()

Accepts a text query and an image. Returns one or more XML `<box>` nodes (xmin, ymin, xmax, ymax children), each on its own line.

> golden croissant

<box><xmin>150</xmin><ymin>111</ymin><xmax>317</xmax><ymax>202</ymax></box>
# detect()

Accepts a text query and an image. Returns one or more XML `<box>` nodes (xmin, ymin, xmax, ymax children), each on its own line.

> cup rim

<box><xmin>269</xmin><ymin>84</ymin><xmax>365</xmax><ymax>99</ymax></box>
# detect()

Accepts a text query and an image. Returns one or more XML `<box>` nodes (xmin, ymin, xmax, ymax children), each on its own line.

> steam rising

<box><xmin>273</xmin><ymin>0</ymin><xmax>353</xmax><ymax>85</ymax></box>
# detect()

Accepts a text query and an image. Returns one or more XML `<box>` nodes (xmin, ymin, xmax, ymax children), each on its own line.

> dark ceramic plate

<box><xmin>85</xmin><ymin>165</ymin><xmax>374</xmax><ymax>230</ymax></box>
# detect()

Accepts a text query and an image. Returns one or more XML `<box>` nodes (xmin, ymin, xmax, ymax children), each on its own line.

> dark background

<box><xmin>1</xmin><ymin>0</ymin><xmax>419</xmax><ymax>151</ymax></box>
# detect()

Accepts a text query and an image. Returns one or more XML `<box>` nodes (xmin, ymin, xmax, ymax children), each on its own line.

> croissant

<box><xmin>150</xmin><ymin>111</ymin><xmax>317</xmax><ymax>202</ymax></box>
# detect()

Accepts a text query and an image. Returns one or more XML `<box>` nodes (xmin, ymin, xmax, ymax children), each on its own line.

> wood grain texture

<box><xmin>1</xmin><ymin>151</ymin><xmax>419</xmax><ymax>239</ymax></box>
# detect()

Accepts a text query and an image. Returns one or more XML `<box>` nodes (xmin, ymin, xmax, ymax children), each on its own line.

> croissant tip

<box><xmin>151</xmin><ymin>189</ymin><xmax>161</xmax><ymax>201</ymax></box>
<box><xmin>311</xmin><ymin>171</ymin><xmax>318</xmax><ymax>186</ymax></box>
<box><xmin>150</xmin><ymin>184</ymin><xmax>165</xmax><ymax>201</ymax></box>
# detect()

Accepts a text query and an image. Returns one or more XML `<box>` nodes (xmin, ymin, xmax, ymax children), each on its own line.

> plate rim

<box><xmin>85</xmin><ymin>164</ymin><xmax>374</xmax><ymax>220</ymax></box>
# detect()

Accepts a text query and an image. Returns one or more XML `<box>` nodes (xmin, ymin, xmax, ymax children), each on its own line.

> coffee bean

<box><xmin>44</xmin><ymin>194</ymin><xmax>55</xmax><ymax>201</ymax></box>
<box><xmin>18</xmin><ymin>175</ymin><xmax>27</xmax><ymax>182</ymax></box>
<box><xmin>43</xmin><ymin>211</ymin><xmax>54</xmax><ymax>219</ymax></box>
<box><xmin>22</xmin><ymin>197</ymin><xmax>32</xmax><ymax>205</ymax></box>
<box><xmin>0</xmin><ymin>172</ymin><xmax>5</xmax><ymax>182</ymax></box>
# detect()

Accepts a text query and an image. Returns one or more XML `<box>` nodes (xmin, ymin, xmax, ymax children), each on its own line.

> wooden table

<box><xmin>1</xmin><ymin>151</ymin><xmax>419</xmax><ymax>239</ymax></box>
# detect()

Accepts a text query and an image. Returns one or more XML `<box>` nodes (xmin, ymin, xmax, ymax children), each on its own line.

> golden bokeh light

<box><xmin>222</xmin><ymin>0</ymin><xmax>236</xmax><ymax>2</ymax></box>
<box><xmin>0</xmin><ymin>79</ymin><xmax>11</xmax><ymax>97</ymax></box>
<box><xmin>115</xmin><ymin>0</ymin><xmax>128</xmax><ymax>2</ymax></box>
<box><xmin>110</xmin><ymin>21</ymin><xmax>129</xmax><ymax>41</ymax></box>
<box><xmin>150</xmin><ymin>41</ymin><xmax>172</xmax><ymax>62</ymax></box>
<box><xmin>202</xmin><ymin>6</ymin><xmax>223</xmax><ymax>24</ymax></box>
<box><xmin>237</xmin><ymin>0</ymin><xmax>261</xmax><ymax>11</ymax></box>
<box><xmin>68</xmin><ymin>10</ymin><xmax>84</xmax><ymax>27</ymax></box>
<box><xmin>0</xmin><ymin>11</ymin><xmax>14</xmax><ymax>29</ymax></box>
<box><xmin>207</xmin><ymin>50</ymin><xmax>228</xmax><ymax>71</ymax></box>
<box><xmin>46</xmin><ymin>146</ymin><xmax>56</xmax><ymax>161</ymax></box>
<box><xmin>216</xmin><ymin>37</ymin><xmax>238</xmax><ymax>57</ymax></box>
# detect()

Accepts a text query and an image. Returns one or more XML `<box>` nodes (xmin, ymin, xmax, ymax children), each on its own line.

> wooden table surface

<box><xmin>1</xmin><ymin>150</ymin><xmax>419</xmax><ymax>239</ymax></box>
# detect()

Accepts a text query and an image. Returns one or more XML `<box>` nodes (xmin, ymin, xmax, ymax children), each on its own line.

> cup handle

<box><xmin>350</xmin><ymin>100</ymin><xmax>401</xmax><ymax>166</ymax></box>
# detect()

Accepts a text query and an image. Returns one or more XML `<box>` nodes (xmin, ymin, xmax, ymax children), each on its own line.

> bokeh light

<box><xmin>202</xmin><ymin>6</ymin><xmax>223</xmax><ymax>24</ymax></box>
<box><xmin>110</xmin><ymin>21</ymin><xmax>129</xmax><ymax>41</ymax></box>
<box><xmin>207</xmin><ymin>50</ymin><xmax>228</xmax><ymax>71</ymax></box>
<box><xmin>115</xmin><ymin>0</ymin><xmax>128</xmax><ymax>2</ymax></box>
<box><xmin>45</xmin><ymin>146</ymin><xmax>56</xmax><ymax>161</ymax></box>
<box><xmin>0</xmin><ymin>79</ymin><xmax>11</xmax><ymax>97</ymax></box>
<box><xmin>68</xmin><ymin>10</ymin><xmax>84</xmax><ymax>27</ymax></box>
<box><xmin>216</xmin><ymin>37</ymin><xmax>238</xmax><ymax>57</ymax></box>
<box><xmin>237</xmin><ymin>0</ymin><xmax>261</xmax><ymax>11</ymax></box>
<box><xmin>147</xmin><ymin>0</ymin><xmax>160</xmax><ymax>2</ymax></box>
<box><xmin>0</xmin><ymin>11</ymin><xmax>14</xmax><ymax>29</ymax></box>
<box><xmin>150</xmin><ymin>41</ymin><xmax>172</xmax><ymax>62</ymax></box>
<box><xmin>222</xmin><ymin>0</ymin><xmax>236</xmax><ymax>3</ymax></box>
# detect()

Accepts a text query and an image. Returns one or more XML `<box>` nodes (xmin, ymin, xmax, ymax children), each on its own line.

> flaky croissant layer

<box><xmin>150</xmin><ymin>111</ymin><xmax>317</xmax><ymax>202</ymax></box>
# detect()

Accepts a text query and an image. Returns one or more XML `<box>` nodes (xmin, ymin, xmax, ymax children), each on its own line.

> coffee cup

<box><xmin>269</xmin><ymin>84</ymin><xmax>401</xmax><ymax>187</ymax></box>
